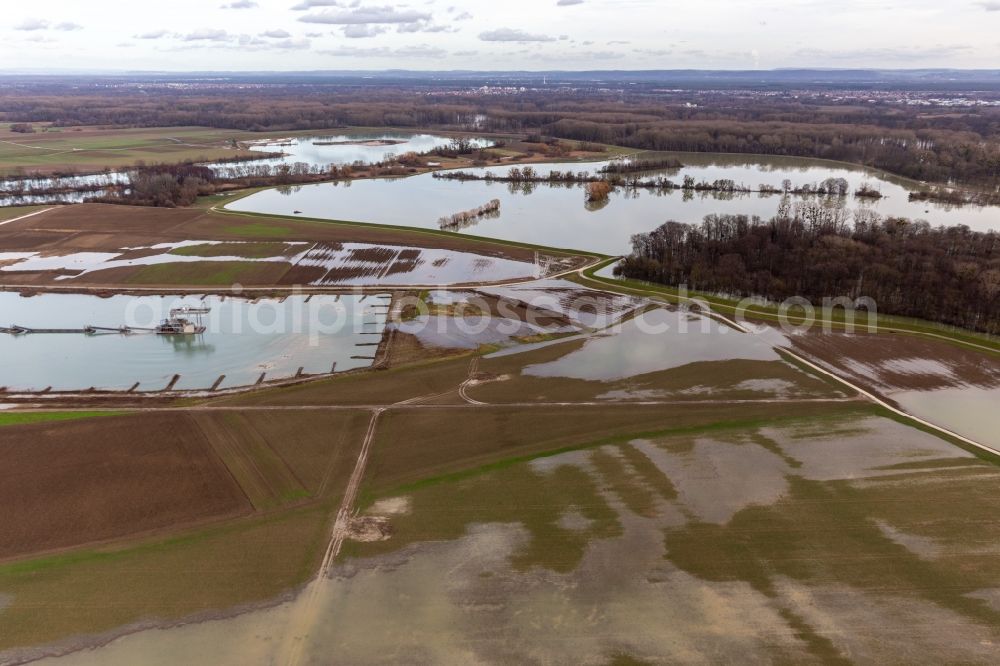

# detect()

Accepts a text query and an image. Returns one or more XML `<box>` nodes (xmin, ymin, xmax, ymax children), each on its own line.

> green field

<box><xmin>0</xmin><ymin>411</ymin><xmax>116</xmax><ymax>427</ymax></box>
<box><xmin>0</xmin><ymin>205</ymin><xmax>49</xmax><ymax>222</ymax></box>
<box><xmin>0</xmin><ymin>126</ymin><xmax>277</xmax><ymax>176</ymax></box>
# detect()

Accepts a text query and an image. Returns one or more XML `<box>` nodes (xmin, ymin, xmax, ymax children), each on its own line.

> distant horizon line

<box><xmin>2</xmin><ymin>67</ymin><xmax>1000</xmax><ymax>75</ymax></box>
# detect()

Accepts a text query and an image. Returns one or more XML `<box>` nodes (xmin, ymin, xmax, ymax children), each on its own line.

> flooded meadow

<box><xmin>36</xmin><ymin>412</ymin><xmax>1000</xmax><ymax>665</ymax></box>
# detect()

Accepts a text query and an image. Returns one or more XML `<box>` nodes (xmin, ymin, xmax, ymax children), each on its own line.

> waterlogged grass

<box><xmin>663</xmin><ymin>471</ymin><xmax>1000</xmax><ymax>626</ymax></box>
<box><xmin>364</xmin><ymin>403</ymin><xmax>865</xmax><ymax>496</ymax></box>
<box><xmin>0</xmin><ymin>411</ymin><xmax>120</xmax><ymax>427</ymax></box>
<box><xmin>341</xmin><ymin>411</ymin><xmax>1000</xmax><ymax>662</ymax></box>
<box><xmin>346</xmin><ymin>462</ymin><xmax>621</xmax><ymax>572</ymax></box>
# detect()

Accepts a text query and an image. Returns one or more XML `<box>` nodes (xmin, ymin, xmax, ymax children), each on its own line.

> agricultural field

<box><xmin>0</xmin><ymin>204</ymin><xmax>587</xmax><ymax>288</ymax></box>
<box><xmin>0</xmin><ymin>126</ymin><xmax>268</xmax><ymax>176</ymax></box>
<box><xmin>0</xmin><ymin>409</ymin><xmax>372</xmax><ymax>655</ymax></box>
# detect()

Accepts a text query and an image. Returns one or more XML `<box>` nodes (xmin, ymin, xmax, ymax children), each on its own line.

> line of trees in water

<box><xmin>438</xmin><ymin>199</ymin><xmax>501</xmax><ymax>230</ymax></box>
<box><xmin>617</xmin><ymin>204</ymin><xmax>1000</xmax><ymax>335</ymax></box>
<box><xmin>434</xmin><ymin>169</ymin><xmax>884</xmax><ymax>200</ymax></box>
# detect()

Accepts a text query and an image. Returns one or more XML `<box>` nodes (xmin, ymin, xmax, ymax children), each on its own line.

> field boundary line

<box><xmin>0</xmin><ymin>207</ymin><xmax>54</xmax><ymax>228</ymax></box>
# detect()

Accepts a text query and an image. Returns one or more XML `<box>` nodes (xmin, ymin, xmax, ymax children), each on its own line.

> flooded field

<box><xmin>0</xmin><ymin>239</ymin><xmax>541</xmax><ymax>287</ymax></box>
<box><xmin>0</xmin><ymin>292</ymin><xmax>387</xmax><ymax>391</ymax></box>
<box><xmin>229</xmin><ymin>153</ymin><xmax>1000</xmax><ymax>254</ymax></box>
<box><xmin>35</xmin><ymin>411</ymin><xmax>1000</xmax><ymax>665</ymax></box>
<box><xmin>788</xmin><ymin>331</ymin><xmax>1000</xmax><ymax>450</ymax></box>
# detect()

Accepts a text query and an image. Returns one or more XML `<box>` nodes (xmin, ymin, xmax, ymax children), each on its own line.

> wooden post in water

<box><xmin>210</xmin><ymin>375</ymin><xmax>226</xmax><ymax>391</ymax></box>
<box><xmin>164</xmin><ymin>374</ymin><xmax>180</xmax><ymax>391</ymax></box>
<box><xmin>330</xmin><ymin>361</ymin><xmax>337</xmax><ymax>374</ymax></box>
<box><xmin>295</xmin><ymin>366</ymin><xmax>305</xmax><ymax>378</ymax></box>
<box><xmin>256</xmin><ymin>372</ymin><xmax>266</xmax><ymax>385</ymax></box>
<box><xmin>127</xmin><ymin>382</ymin><xmax>140</xmax><ymax>393</ymax></box>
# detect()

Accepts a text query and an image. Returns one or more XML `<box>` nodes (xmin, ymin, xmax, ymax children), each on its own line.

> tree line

<box><xmin>617</xmin><ymin>205</ymin><xmax>1000</xmax><ymax>334</ymax></box>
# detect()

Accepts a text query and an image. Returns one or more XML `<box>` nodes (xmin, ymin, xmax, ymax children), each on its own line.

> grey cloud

<box><xmin>343</xmin><ymin>24</ymin><xmax>388</xmax><ymax>37</ymax></box>
<box><xmin>299</xmin><ymin>6</ymin><xmax>431</xmax><ymax>24</ymax></box>
<box><xmin>267</xmin><ymin>37</ymin><xmax>312</xmax><ymax>49</ymax></box>
<box><xmin>977</xmin><ymin>1</ymin><xmax>1000</xmax><ymax>10</ymax></box>
<box><xmin>291</xmin><ymin>0</ymin><xmax>345</xmax><ymax>9</ymax></box>
<box><xmin>398</xmin><ymin>21</ymin><xmax>455</xmax><ymax>33</ymax></box>
<box><xmin>14</xmin><ymin>18</ymin><xmax>53</xmax><ymax>31</ymax></box>
<box><xmin>557</xmin><ymin>0</ymin><xmax>584</xmax><ymax>5</ymax></box>
<box><xmin>479</xmin><ymin>28</ymin><xmax>556</xmax><ymax>42</ymax></box>
<box><xmin>221</xmin><ymin>0</ymin><xmax>258</xmax><ymax>7</ymax></box>
<box><xmin>260</xmin><ymin>29</ymin><xmax>292</xmax><ymax>38</ymax></box>
<box><xmin>13</xmin><ymin>19</ymin><xmax>83</xmax><ymax>31</ymax></box>
<box><xmin>181</xmin><ymin>29</ymin><xmax>231</xmax><ymax>42</ymax></box>
<box><xmin>136</xmin><ymin>30</ymin><xmax>168</xmax><ymax>39</ymax></box>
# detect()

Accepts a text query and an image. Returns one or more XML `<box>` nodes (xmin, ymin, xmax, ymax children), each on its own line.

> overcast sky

<box><xmin>3</xmin><ymin>0</ymin><xmax>999</xmax><ymax>72</ymax></box>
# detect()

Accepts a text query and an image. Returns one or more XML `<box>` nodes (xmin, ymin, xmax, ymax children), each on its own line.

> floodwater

<box><xmin>515</xmin><ymin>307</ymin><xmax>783</xmax><ymax>381</ymax></box>
<box><xmin>0</xmin><ymin>173</ymin><xmax>128</xmax><ymax>206</ymax></box>
<box><xmin>228</xmin><ymin>153</ymin><xmax>1000</xmax><ymax>255</ymax></box>
<box><xmin>478</xmin><ymin>278</ymin><xmax>646</xmax><ymax>329</ymax></box>
<box><xmin>0</xmin><ymin>292</ymin><xmax>387</xmax><ymax>391</ymax></box>
<box><xmin>213</xmin><ymin>133</ymin><xmax>491</xmax><ymax>171</ymax></box>
<box><xmin>893</xmin><ymin>386</ymin><xmax>1000</xmax><ymax>452</ymax></box>
<box><xmin>392</xmin><ymin>314</ymin><xmax>563</xmax><ymax>350</ymax></box>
